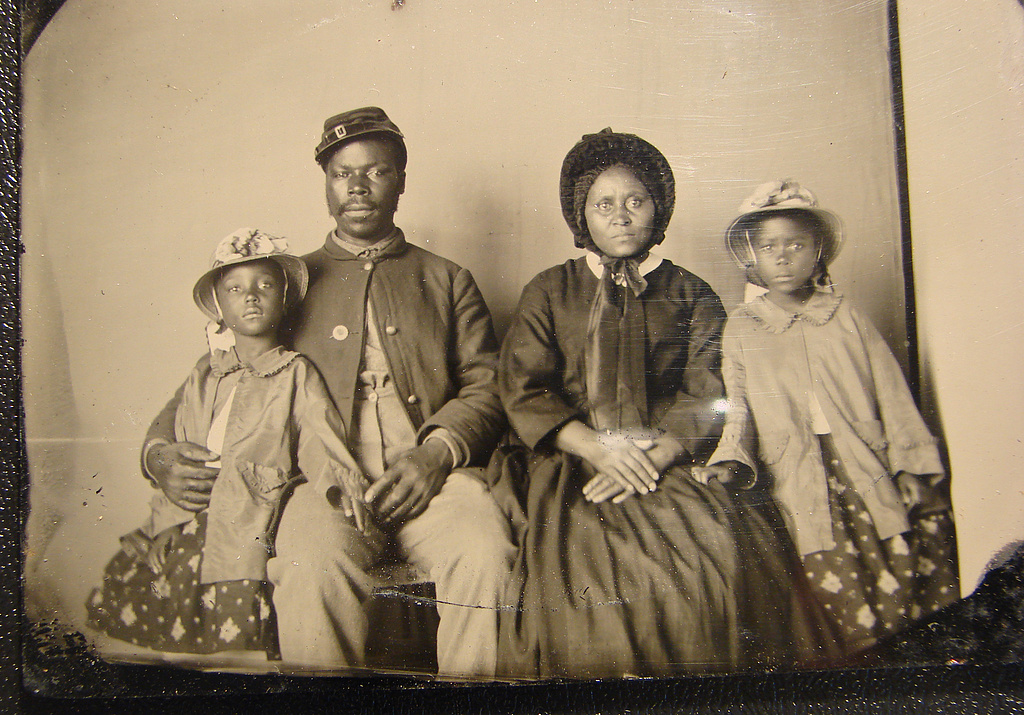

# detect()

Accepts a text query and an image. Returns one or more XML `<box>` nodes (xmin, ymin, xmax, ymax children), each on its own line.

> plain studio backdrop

<box><xmin>21</xmin><ymin>0</ymin><xmax>1024</xmax><ymax>658</ymax></box>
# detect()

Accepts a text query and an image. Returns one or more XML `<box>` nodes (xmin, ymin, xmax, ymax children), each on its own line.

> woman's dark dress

<box><xmin>488</xmin><ymin>256</ymin><xmax>837</xmax><ymax>678</ymax></box>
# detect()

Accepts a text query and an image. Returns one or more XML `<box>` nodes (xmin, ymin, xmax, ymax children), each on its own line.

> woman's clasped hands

<box><xmin>555</xmin><ymin>422</ymin><xmax>689</xmax><ymax>504</ymax></box>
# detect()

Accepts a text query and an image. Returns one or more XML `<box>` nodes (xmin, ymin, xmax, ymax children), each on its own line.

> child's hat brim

<box><xmin>725</xmin><ymin>205</ymin><xmax>843</xmax><ymax>271</ymax></box>
<box><xmin>193</xmin><ymin>252</ymin><xmax>308</xmax><ymax>323</ymax></box>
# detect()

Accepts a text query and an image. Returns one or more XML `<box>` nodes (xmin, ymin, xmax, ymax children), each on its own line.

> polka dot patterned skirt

<box><xmin>801</xmin><ymin>438</ymin><xmax>959</xmax><ymax>653</ymax></box>
<box><xmin>86</xmin><ymin>511</ymin><xmax>278</xmax><ymax>656</ymax></box>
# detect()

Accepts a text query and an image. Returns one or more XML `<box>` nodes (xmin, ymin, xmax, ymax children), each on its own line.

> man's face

<box><xmin>324</xmin><ymin>137</ymin><xmax>406</xmax><ymax>245</ymax></box>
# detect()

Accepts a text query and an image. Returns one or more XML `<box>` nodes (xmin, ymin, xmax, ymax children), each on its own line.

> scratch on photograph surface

<box><xmin>306</xmin><ymin>15</ymin><xmax>343</xmax><ymax>32</ymax></box>
<box><xmin>841</xmin><ymin>0</ymin><xmax>884</xmax><ymax>14</ymax></box>
<box><xmin>373</xmin><ymin>589</ymin><xmax>626</xmax><ymax>610</ymax></box>
<box><xmin>983</xmin><ymin>319</ymin><xmax>1024</xmax><ymax>340</ymax></box>
<box><xmin>372</xmin><ymin>589</ymin><xmax>517</xmax><ymax>611</ymax></box>
<box><xmin>933</xmin><ymin>163</ymin><xmax>1014</xmax><ymax>198</ymax></box>
<box><xmin>713</xmin><ymin>8</ymin><xmax>757</xmax><ymax>26</ymax></box>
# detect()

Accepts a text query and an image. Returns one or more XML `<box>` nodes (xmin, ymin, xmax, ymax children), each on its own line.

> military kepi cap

<box><xmin>315</xmin><ymin>106</ymin><xmax>406</xmax><ymax>167</ymax></box>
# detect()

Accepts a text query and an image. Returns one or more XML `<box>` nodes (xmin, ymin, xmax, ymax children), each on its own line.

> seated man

<box><xmin>142</xmin><ymin>107</ymin><xmax>515</xmax><ymax>678</ymax></box>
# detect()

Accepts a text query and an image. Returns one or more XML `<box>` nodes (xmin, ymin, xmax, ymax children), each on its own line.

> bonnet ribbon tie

<box><xmin>206</xmin><ymin>320</ymin><xmax>236</xmax><ymax>354</ymax></box>
<box><xmin>599</xmin><ymin>254</ymin><xmax>649</xmax><ymax>297</ymax></box>
<box><xmin>585</xmin><ymin>254</ymin><xmax>650</xmax><ymax>431</ymax></box>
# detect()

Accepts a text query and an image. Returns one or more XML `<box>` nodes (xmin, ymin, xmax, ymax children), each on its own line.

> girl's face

<box><xmin>751</xmin><ymin>215</ymin><xmax>819</xmax><ymax>296</ymax></box>
<box><xmin>584</xmin><ymin>165</ymin><xmax>657</xmax><ymax>258</ymax></box>
<box><xmin>214</xmin><ymin>259</ymin><xmax>287</xmax><ymax>339</ymax></box>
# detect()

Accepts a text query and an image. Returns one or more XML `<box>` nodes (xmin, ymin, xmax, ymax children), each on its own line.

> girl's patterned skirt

<box><xmin>86</xmin><ymin>510</ymin><xmax>278</xmax><ymax>656</ymax></box>
<box><xmin>800</xmin><ymin>435</ymin><xmax>959</xmax><ymax>652</ymax></box>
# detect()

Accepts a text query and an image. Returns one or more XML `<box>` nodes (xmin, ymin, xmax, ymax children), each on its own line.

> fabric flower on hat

<box><xmin>738</xmin><ymin>179</ymin><xmax>819</xmax><ymax>213</ymax></box>
<box><xmin>724</xmin><ymin>179</ymin><xmax>844</xmax><ymax>286</ymax></box>
<box><xmin>193</xmin><ymin>226</ymin><xmax>308</xmax><ymax>338</ymax></box>
<box><xmin>213</xmin><ymin>228</ymin><xmax>290</xmax><ymax>266</ymax></box>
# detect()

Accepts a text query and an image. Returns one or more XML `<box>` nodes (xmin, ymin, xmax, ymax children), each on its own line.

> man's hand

<box><xmin>364</xmin><ymin>439</ymin><xmax>454</xmax><ymax>527</ymax></box>
<box><xmin>146</xmin><ymin>440</ymin><xmax>219</xmax><ymax>511</ymax></box>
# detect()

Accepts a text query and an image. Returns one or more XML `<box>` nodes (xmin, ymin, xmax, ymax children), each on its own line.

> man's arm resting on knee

<box><xmin>142</xmin><ymin>382</ymin><xmax>219</xmax><ymax>511</ymax></box>
<box><xmin>364</xmin><ymin>437</ymin><xmax>455</xmax><ymax>526</ymax></box>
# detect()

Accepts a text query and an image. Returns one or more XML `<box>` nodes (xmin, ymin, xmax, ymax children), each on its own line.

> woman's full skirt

<box><xmin>489</xmin><ymin>446</ymin><xmax>838</xmax><ymax>678</ymax></box>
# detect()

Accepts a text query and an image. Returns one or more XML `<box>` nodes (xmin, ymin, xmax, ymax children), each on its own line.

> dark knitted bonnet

<box><xmin>559</xmin><ymin>128</ymin><xmax>676</xmax><ymax>250</ymax></box>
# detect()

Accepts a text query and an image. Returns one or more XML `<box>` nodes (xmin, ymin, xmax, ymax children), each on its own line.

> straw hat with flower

<box><xmin>193</xmin><ymin>228</ymin><xmax>308</xmax><ymax>323</ymax></box>
<box><xmin>725</xmin><ymin>180</ymin><xmax>843</xmax><ymax>284</ymax></box>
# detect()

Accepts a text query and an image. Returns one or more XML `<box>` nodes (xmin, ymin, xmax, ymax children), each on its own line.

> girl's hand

<box><xmin>144</xmin><ymin>529</ymin><xmax>176</xmax><ymax>572</ymax></box>
<box><xmin>692</xmin><ymin>460</ymin><xmax>754</xmax><ymax>487</ymax></box>
<box><xmin>326</xmin><ymin>469</ymin><xmax>372</xmax><ymax>533</ymax></box>
<box><xmin>895</xmin><ymin>471</ymin><xmax>925</xmax><ymax>510</ymax></box>
<box><xmin>895</xmin><ymin>472</ymin><xmax>949</xmax><ymax>514</ymax></box>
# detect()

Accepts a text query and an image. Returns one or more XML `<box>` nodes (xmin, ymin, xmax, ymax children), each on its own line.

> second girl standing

<box><xmin>701</xmin><ymin>180</ymin><xmax>959</xmax><ymax>652</ymax></box>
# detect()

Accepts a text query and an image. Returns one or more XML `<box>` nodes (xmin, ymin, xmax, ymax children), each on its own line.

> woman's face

<box><xmin>584</xmin><ymin>165</ymin><xmax>656</xmax><ymax>258</ymax></box>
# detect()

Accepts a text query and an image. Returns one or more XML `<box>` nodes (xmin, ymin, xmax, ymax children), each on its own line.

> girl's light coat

<box><xmin>708</xmin><ymin>290</ymin><xmax>944</xmax><ymax>556</ymax></box>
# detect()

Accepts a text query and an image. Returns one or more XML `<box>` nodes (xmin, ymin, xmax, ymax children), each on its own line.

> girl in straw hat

<box><xmin>487</xmin><ymin>135</ymin><xmax>838</xmax><ymax>678</ymax></box>
<box><xmin>698</xmin><ymin>180</ymin><xmax>958</xmax><ymax>653</ymax></box>
<box><xmin>87</xmin><ymin>228</ymin><xmax>372</xmax><ymax>657</ymax></box>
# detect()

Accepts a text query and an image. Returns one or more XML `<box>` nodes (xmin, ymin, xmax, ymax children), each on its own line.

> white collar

<box><xmin>585</xmin><ymin>251</ymin><xmax>665</xmax><ymax>279</ymax></box>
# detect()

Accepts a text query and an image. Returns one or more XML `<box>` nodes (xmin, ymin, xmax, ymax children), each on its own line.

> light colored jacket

<box><xmin>144</xmin><ymin>346</ymin><xmax>366</xmax><ymax>583</ymax></box>
<box><xmin>707</xmin><ymin>291</ymin><xmax>944</xmax><ymax>556</ymax></box>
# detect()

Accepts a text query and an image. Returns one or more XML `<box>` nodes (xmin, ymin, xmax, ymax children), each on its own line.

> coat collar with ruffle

<box><xmin>739</xmin><ymin>289</ymin><xmax>843</xmax><ymax>334</ymax></box>
<box><xmin>209</xmin><ymin>345</ymin><xmax>300</xmax><ymax>378</ymax></box>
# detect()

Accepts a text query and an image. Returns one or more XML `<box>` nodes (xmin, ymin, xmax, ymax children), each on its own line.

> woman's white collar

<box><xmin>585</xmin><ymin>251</ymin><xmax>664</xmax><ymax>279</ymax></box>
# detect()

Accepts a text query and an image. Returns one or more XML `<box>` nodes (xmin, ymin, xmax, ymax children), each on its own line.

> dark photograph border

<box><xmin>11</xmin><ymin>0</ymin><xmax>1024</xmax><ymax>711</ymax></box>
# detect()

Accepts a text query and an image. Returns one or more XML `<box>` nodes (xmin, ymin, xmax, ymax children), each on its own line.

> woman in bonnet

<box><xmin>488</xmin><ymin>130</ymin><xmax>837</xmax><ymax>678</ymax></box>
